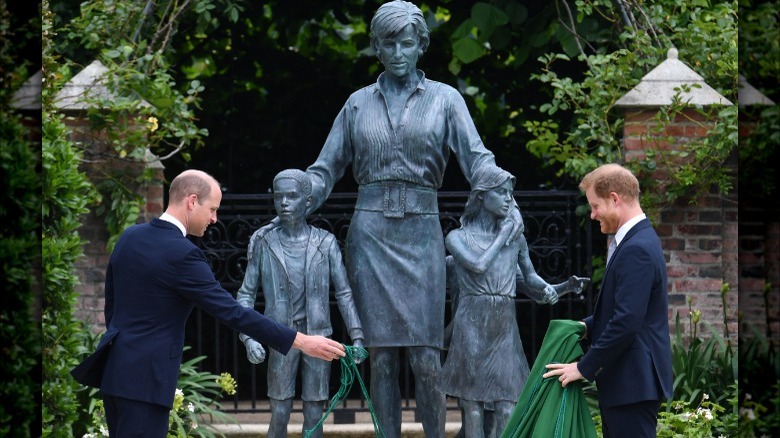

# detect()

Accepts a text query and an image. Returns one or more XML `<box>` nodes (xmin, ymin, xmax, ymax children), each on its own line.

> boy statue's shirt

<box><xmin>280</xmin><ymin>234</ymin><xmax>307</xmax><ymax>322</ymax></box>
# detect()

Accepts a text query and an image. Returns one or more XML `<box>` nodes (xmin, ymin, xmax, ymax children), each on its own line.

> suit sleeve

<box><xmin>178</xmin><ymin>246</ymin><xmax>296</xmax><ymax>354</ymax></box>
<box><xmin>104</xmin><ymin>261</ymin><xmax>115</xmax><ymax>327</ymax></box>
<box><xmin>577</xmin><ymin>244</ymin><xmax>655</xmax><ymax>380</ymax></box>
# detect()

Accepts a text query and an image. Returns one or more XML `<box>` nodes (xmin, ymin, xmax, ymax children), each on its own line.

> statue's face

<box><xmin>273</xmin><ymin>178</ymin><xmax>310</xmax><ymax>224</ymax></box>
<box><xmin>377</xmin><ymin>23</ymin><xmax>422</xmax><ymax>78</ymax></box>
<box><xmin>482</xmin><ymin>180</ymin><xmax>514</xmax><ymax>219</ymax></box>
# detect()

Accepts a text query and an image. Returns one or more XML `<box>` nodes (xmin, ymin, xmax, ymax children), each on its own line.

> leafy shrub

<box><xmin>738</xmin><ymin>321</ymin><xmax>780</xmax><ymax>436</ymax></box>
<box><xmin>0</xmin><ymin>78</ymin><xmax>42</xmax><ymax>438</ymax></box>
<box><xmin>670</xmin><ymin>305</ymin><xmax>737</xmax><ymax>408</ymax></box>
<box><xmin>79</xmin><ymin>348</ymin><xmax>237</xmax><ymax>438</ymax></box>
<box><xmin>41</xmin><ymin>109</ymin><xmax>99</xmax><ymax>437</ymax></box>
<box><xmin>657</xmin><ymin>388</ymin><xmax>737</xmax><ymax>438</ymax></box>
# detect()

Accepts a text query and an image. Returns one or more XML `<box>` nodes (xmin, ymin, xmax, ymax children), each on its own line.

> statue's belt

<box><xmin>356</xmin><ymin>183</ymin><xmax>439</xmax><ymax>218</ymax></box>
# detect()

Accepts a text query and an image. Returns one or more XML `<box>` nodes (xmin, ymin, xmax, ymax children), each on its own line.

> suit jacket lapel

<box><xmin>594</xmin><ymin>218</ymin><xmax>653</xmax><ymax>308</ymax></box>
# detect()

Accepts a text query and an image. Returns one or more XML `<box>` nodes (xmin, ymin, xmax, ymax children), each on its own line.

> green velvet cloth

<box><xmin>500</xmin><ymin>320</ymin><xmax>598</xmax><ymax>438</ymax></box>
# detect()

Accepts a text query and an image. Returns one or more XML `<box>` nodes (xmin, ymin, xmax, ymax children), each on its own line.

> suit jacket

<box><xmin>578</xmin><ymin>219</ymin><xmax>673</xmax><ymax>408</ymax></box>
<box><xmin>236</xmin><ymin>226</ymin><xmax>363</xmax><ymax>341</ymax></box>
<box><xmin>71</xmin><ymin>219</ymin><xmax>297</xmax><ymax>408</ymax></box>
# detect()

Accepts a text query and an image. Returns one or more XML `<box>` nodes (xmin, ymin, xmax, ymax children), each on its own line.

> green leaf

<box><xmin>471</xmin><ymin>2</ymin><xmax>510</xmax><ymax>40</ymax></box>
<box><xmin>450</xmin><ymin>18</ymin><xmax>476</xmax><ymax>40</ymax></box>
<box><xmin>453</xmin><ymin>37</ymin><xmax>485</xmax><ymax>64</ymax></box>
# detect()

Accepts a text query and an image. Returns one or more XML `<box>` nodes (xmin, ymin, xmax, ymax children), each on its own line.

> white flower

<box><xmin>188</xmin><ymin>402</ymin><xmax>195</xmax><ymax>412</ymax></box>
<box><xmin>702</xmin><ymin>393</ymin><xmax>709</xmax><ymax>400</ymax></box>
<box><xmin>175</xmin><ymin>388</ymin><xmax>184</xmax><ymax>397</ymax></box>
<box><xmin>99</xmin><ymin>425</ymin><xmax>109</xmax><ymax>436</ymax></box>
<box><xmin>83</xmin><ymin>434</ymin><xmax>96</xmax><ymax>438</ymax></box>
<box><xmin>740</xmin><ymin>407</ymin><xmax>756</xmax><ymax>421</ymax></box>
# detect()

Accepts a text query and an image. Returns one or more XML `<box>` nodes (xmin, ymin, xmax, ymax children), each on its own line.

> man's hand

<box><xmin>243</xmin><ymin>337</ymin><xmax>267</xmax><ymax>364</ymax></box>
<box><xmin>543</xmin><ymin>362</ymin><xmax>584</xmax><ymax>387</ymax></box>
<box><xmin>352</xmin><ymin>338</ymin><xmax>366</xmax><ymax>365</ymax></box>
<box><xmin>293</xmin><ymin>333</ymin><xmax>346</xmax><ymax>361</ymax></box>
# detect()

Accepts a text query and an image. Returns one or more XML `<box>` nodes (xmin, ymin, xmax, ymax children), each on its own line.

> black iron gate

<box><xmin>186</xmin><ymin>190</ymin><xmax>594</xmax><ymax>417</ymax></box>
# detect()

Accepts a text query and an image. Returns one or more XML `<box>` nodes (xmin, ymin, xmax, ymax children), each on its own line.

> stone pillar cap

<box><xmin>615</xmin><ymin>48</ymin><xmax>733</xmax><ymax>107</ymax></box>
<box><xmin>11</xmin><ymin>70</ymin><xmax>42</xmax><ymax>110</ymax></box>
<box><xmin>738</xmin><ymin>75</ymin><xmax>775</xmax><ymax>106</ymax></box>
<box><xmin>54</xmin><ymin>60</ymin><xmax>150</xmax><ymax>110</ymax></box>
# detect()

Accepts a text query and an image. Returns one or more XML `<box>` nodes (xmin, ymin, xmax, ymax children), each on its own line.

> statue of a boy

<box><xmin>236</xmin><ymin>169</ymin><xmax>364</xmax><ymax>438</ymax></box>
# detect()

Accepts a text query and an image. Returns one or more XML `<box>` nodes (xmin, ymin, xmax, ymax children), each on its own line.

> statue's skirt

<box><xmin>345</xmin><ymin>208</ymin><xmax>445</xmax><ymax>348</ymax></box>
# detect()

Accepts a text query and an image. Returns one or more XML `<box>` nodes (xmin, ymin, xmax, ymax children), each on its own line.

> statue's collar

<box><xmin>374</xmin><ymin>70</ymin><xmax>427</xmax><ymax>95</ymax></box>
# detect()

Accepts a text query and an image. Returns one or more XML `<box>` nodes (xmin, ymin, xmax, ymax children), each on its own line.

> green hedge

<box><xmin>0</xmin><ymin>93</ymin><xmax>42</xmax><ymax>437</ymax></box>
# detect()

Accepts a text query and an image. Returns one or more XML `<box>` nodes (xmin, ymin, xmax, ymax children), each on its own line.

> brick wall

<box><xmin>737</xmin><ymin>114</ymin><xmax>780</xmax><ymax>343</ymax></box>
<box><xmin>622</xmin><ymin>108</ymin><xmax>740</xmax><ymax>344</ymax></box>
<box><xmin>64</xmin><ymin>113</ymin><xmax>165</xmax><ymax>333</ymax></box>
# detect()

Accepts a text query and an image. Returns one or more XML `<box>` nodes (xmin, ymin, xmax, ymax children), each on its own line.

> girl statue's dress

<box><xmin>438</xmin><ymin>228</ymin><xmax>531</xmax><ymax>403</ymax></box>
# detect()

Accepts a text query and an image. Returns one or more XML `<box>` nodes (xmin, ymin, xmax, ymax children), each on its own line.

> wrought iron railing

<box><xmin>186</xmin><ymin>190</ymin><xmax>594</xmax><ymax>418</ymax></box>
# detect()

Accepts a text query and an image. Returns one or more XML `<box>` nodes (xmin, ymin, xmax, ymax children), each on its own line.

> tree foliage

<box><xmin>521</xmin><ymin>0</ymin><xmax>739</xmax><ymax>218</ymax></box>
<box><xmin>41</xmin><ymin>1</ymin><xmax>100</xmax><ymax>435</ymax></box>
<box><xmin>738</xmin><ymin>0</ymin><xmax>780</xmax><ymax>200</ymax></box>
<box><xmin>42</xmin><ymin>1</ymin><xmax>766</xmax><ymax>432</ymax></box>
<box><xmin>1</xmin><ymin>0</ymin><xmax>41</xmax><ymax>435</ymax></box>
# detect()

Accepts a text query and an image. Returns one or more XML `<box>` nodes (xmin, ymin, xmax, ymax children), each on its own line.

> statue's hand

<box><xmin>506</xmin><ymin>207</ymin><xmax>525</xmax><ymax>244</ymax></box>
<box><xmin>244</xmin><ymin>338</ymin><xmax>267</xmax><ymax>364</ymax></box>
<box><xmin>566</xmin><ymin>275</ymin><xmax>590</xmax><ymax>295</ymax></box>
<box><xmin>498</xmin><ymin>217</ymin><xmax>514</xmax><ymax>237</ymax></box>
<box><xmin>352</xmin><ymin>338</ymin><xmax>366</xmax><ymax>365</ymax></box>
<box><xmin>255</xmin><ymin>216</ymin><xmax>281</xmax><ymax>239</ymax></box>
<box><xmin>543</xmin><ymin>284</ymin><xmax>559</xmax><ymax>305</ymax></box>
<box><xmin>551</xmin><ymin>275</ymin><xmax>590</xmax><ymax>299</ymax></box>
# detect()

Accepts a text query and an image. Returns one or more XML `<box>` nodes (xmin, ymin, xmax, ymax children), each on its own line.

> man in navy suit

<box><xmin>71</xmin><ymin>169</ymin><xmax>346</xmax><ymax>437</ymax></box>
<box><xmin>544</xmin><ymin>163</ymin><xmax>673</xmax><ymax>437</ymax></box>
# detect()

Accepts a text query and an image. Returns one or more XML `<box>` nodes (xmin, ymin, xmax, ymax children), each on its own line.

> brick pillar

<box><xmin>63</xmin><ymin>114</ymin><xmax>165</xmax><ymax>333</ymax></box>
<box><xmin>622</xmin><ymin>109</ymin><xmax>738</xmax><ymax>343</ymax></box>
<box><xmin>738</xmin><ymin>109</ymin><xmax>780</xmax><ymax>343</ymax></box>
<box><xmin>54</xmin><ymin>60</ymin><xmax>165</xmax><ymax>333</ymax></box>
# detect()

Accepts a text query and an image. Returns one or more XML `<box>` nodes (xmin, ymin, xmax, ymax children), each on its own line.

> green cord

<box><xmin>553</xmin><ymin>386</ymin><xmax>568</xmax><ymax>438</ymax></box>
<box><xmin>303</xmin><ymin>345</ymin><xmax>386</xmax><ymax>438</ymax></box>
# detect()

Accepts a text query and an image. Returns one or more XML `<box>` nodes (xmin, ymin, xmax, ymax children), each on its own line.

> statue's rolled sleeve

<box><xmin>328</xmin><ymin>238</ymin><xmax>364</xmax><ymax>342</ymax></box>
<box><xmin>236</xmin><ymin>234</ymin><xmax>262</xmax><ymax>344</ymax></box>
<box><xmin>236</xmin><ymin>235</ymin><xmax>261</xmax><ymax>309</ymax></box>
<box><xmin>446</xmin><ymin>89</ymin><xmax>497</xmax><ymax>185</ymax></box>
<box><xmin>307</xmin><ymin>104</ymin><xmax>353</xmax><ymax>212</ymax></box>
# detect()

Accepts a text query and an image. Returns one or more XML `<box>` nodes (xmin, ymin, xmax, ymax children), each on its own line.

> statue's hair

<box><xmin>169</xmin><ymin>169</ymin><xmax>218</xmax><ymax>204</ymax></box>
<box><xmin>273</xmin><ymin>169</ymin><xmax>312</xmax><ymax>196</ymax></box>
<box><xmin>370</xmin><ymin>1</ymin><xmax>430</xmax><ymax>53</ymax></box>
<box><xmin>460</xmin><ymin>167</ymin><xmax>515</xmax><ymax>227</ymax></box>
<box><xmin>579</xmin><ymin>163</ymin><xmax>640</xmax><ymax>202</ymax></box>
